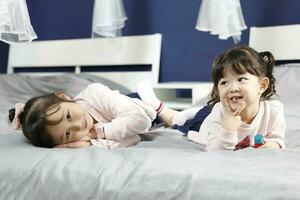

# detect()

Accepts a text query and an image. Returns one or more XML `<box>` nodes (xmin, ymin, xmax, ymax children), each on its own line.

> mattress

<box><xmin>0</xmin><ymin>68</ymin><xmax>300</xmax><ymax>200</ymax></box>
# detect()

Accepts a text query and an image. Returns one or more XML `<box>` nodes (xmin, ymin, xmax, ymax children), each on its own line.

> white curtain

<box><xmin>92</xmin><ymin>0</ymin><xmax>127</xmax><ymax>37</ymax></box>
<box><xmin>195</xmin><ymin>0</ymin><xmax>247</xmax><ymax>44</ymax></box>
<box><xmin>0</xmin><ymin>0</ymin><xmax>37</xmax><ymax>44</ymax></box>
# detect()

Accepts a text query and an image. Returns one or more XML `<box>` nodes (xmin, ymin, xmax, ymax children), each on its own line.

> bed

<box><xmin>1</xmin><ymin>27</ymin><xmax>300</xmax><ymax>199</ymax></box>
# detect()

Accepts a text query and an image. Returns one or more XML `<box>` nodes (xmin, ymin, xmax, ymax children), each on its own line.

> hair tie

<box><xmin>263</xmin><ymin>55</ymin><xmax>268</xmax><ymax>62</ymax></box>
<box><xmin>11</xmin><ymin>103</ymin><xmax>25</xmax><ymax>130</ymax></box>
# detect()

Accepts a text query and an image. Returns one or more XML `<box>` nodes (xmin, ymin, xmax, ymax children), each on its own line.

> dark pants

<box><xmin>171</xmin><ymin>105</ymin><xmax>212</xmax><ymax>135</ymax></box>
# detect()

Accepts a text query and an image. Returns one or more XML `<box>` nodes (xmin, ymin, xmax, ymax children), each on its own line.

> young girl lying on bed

<box><xmin>9</xmin><ymin>83</ymin><xmax>156</xmax><ymax>149</ymax></box>
<box><xmin>137</xmin><ymin>46</ymin><xmax>286</xmax><ymax>151</ymax></box>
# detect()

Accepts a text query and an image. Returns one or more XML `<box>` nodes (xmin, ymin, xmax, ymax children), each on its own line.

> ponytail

<box><xmin>8</xmin><ymin>94</ymin><xmax>61</xmax><ymax>147</ymax></box>
<box><xmin>259</xmin><ymin>51</ymin><xmax>276</xmax><ymax>99</ymax></box>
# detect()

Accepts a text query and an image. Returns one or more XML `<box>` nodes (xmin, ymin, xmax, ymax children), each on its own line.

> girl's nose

<box><xmin>71</xmin><ymin>120</ymin><xmax>81</xmax><ymax>132</ymax></box>
<box><xmin>229</xmin><ymin>82</ymin><xmax>239</xmax><ymax>92</ymax></box>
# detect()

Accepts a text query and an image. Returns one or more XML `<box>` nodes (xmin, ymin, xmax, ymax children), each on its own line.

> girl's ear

<box><xmin>54</xmin><ymin>91</ymin><xmax>71</xmax><ymax>100</ymax></box>
<box><xmin>259</xmin><ymin>77</ymin><xmax>269</xmax><ymax>94</ymax></box>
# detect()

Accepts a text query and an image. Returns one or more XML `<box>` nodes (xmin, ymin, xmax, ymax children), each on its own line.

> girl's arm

<box><xmin>90</xmin><ymin>135</ymin><xmax>140</xmax><ymax>149</ymax></box>
<box><xmin>260</xmin><ymin>101</ymin><xmax>286</xmax><ymax>149</ymax></box>
<box><xmin>206</xmin><ymin>99</ymin><xmax>244</xmax><ymax>151</ymax></box>
<box><xmin>79</xmin><ymin>83</ymin><xmax>153</xmax><ymax>141</ymax></box>
<box><xmin>205</xmin><ymin>121</ymin><xmax>239</xmax><ymax>151</ymax></box>
<box><xmin>189</xmin><ymin>103</ymin><xmax>240</xmax><ymax>151</ymax></box>
<box><xmin>55</xmin><ymin>136</ymin><xmax>92</xmax><ymax>148</ymax></box>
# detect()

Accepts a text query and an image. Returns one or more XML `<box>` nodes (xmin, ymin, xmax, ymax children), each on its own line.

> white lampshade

<box><xmin>196</xmin><ymin>0</ymin><xmax>246</xmax><ymax>44</ymax></box>
<box><xmin>0</xmin><ymin>0</ymin><xmax>37</xmax><ymax>44</ymax></box>
<box><xmin>92</xmin><ymin>0</ymin><xmax>127</xmax><ymax>37</ymax></box>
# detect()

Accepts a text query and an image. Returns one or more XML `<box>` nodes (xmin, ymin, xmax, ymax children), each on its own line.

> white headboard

<box><xmin>7</xmin><ymin>34</ymin><xmax>162</xmax><ymax>91</ymax></box>
<box><xmin>249</xmin><ymin>24</ymin><xmax>300</xmax><ymax>60</ymax></box>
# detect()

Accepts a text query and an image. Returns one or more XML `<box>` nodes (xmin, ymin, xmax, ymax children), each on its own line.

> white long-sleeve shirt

<box><xmin>73</xmin><ymin>83</ymin><xmax>156</xmax><ymax>149</ymax></box>
<box><xmin>187</xmin><ymin>100</ymin><xmax>286</xmax><ymax>151</ymax></box>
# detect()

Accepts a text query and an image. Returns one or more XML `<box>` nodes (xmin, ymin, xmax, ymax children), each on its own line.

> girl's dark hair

<box><xmin>9</xmin><ymin>93</ymin><xmax>72</xmax><ymax>148</ymax></box>
<box><xmin>208</xmin><ymin>45</ymin><xmax>276</xmax><ymax>106</ymax></box>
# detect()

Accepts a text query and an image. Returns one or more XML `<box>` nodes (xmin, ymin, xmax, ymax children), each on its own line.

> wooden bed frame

<box><xmin>7</xmin><ymin>34</ymin><xmax>162</xmax><ymax>91</ymax></box>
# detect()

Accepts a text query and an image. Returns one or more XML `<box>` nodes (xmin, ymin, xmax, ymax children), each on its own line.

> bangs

<box><xmin>45</xmin><ymin>104</ymin><xmax>63</xmax><ymax>125</ymax></box>
<box><xmin>214</xmin><ymin>59</ymin><xmax>259</xmax><ymax>83</ymax></box>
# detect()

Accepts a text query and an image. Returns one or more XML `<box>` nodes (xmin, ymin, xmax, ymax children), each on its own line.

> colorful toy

<box><xmin>253</xmin><ymin>133</ymin><xmax>264</xmax><ymax>148</ymax></box>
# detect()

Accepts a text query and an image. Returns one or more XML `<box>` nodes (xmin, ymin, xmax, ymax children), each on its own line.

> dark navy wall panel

<box><xmin>26</xmin><ymin>0</ymin><xmax>94</xmax><ymax>40</ymax></box>
<box><xmin>1</xmin><ymin>0</ymin><xmax>300</xmax><ymax>82</ymax></box>
<box><xmin>0</xmin><ymin>42</ymin><xmax>8</xmax><ymax>73</ymax></box>
<box><xmin>123</xmin><ymin>0</ymin><xmax>233</xmax><ymax>82</ymax></box>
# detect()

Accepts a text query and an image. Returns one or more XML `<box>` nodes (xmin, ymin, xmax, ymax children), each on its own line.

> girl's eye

<box><xmin>66</xmin><ymin>110</ymin><xmax>71</xmax><ymax>121</ymax></box>
<box><xmin>238</xmin><ymin>77</ymin><xmax>247</xmax><ymax>82</ymax></box>
<box><xmin>66</xmin><ymin>131</ymin><xmax>71</xmax><ymax>140</ymax></box>
<box><xmin>219</xmin><ymin>80</ymin><xmax>227</xmax><ymax>86</ymax></box>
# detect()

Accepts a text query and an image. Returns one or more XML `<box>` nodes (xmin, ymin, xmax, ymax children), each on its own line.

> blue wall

<box><xmin>1</xmin><ymin>0</ymin><xmax>300</xmax><ymax>81</ymax></box>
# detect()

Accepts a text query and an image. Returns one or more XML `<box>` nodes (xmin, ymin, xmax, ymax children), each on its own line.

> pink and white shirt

<box><xmin>74</xmin><ymin>83</ymin><xmax>156</xmax><ymax>149</ymax></box>
<box><xmin>188</xmin><ymin>100</ymin><xmax>286</xmax><ymax>151</ymax></box>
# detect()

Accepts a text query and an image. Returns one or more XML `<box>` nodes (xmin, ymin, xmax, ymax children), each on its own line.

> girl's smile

<box><xmin>228</xmin><ymin>95</ymin><xmax>243</xmax><ymax>104</ymax></box>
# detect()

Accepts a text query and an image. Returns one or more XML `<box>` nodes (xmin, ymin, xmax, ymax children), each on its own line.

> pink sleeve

<box><xmin>79</xmin><ymin>83</ymin><xmax>152</xmax><ymax>141</ymax></box>
<box><xmin>205</xmin><ymin>125</ymin><xmax>238</xmax><ymax>151</ymax></box>
<box><xmin>94</xmin><ymin>123</ymin><xmax>105</xmax><ymax>139</ymax></box>
<box><xmin>90</xmin><ymin>135</ymin><xmax>141</xmax><ymax>149</ymax></box>
<box><xmin>265</xmin><ymin>102</ymin><xmax>286</xmax><ymax>148</ymax></box>
<box><xmin>197</xmin><ymin>103</ymin><xmax>239</xmax><ymax>151</ymax></box>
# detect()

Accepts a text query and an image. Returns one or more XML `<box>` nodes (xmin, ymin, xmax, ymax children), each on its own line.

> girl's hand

<box><xmin>222</xmin><ymin>97</ymin><xmax>245</xmax><ymax>132</ymax></box>
<box><xmin>55</xmin><ymin>136</ymin><xmax>92</xmax><ymax>148</ymax></box>
<box><xmin>258</xmin><ymin>141</ymin><xmax>281</xmax><ymax>149</ymax></box>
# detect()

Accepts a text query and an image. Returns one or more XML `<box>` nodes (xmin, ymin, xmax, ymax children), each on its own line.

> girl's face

<box><xmin>46</xmin><ymin>101</ymin><xmax>95</xmax><ymax>146</ymax></box>
<box><xmin>217</xmin><ymin>68</ymin><xmax>269</xmax><ymax>121</ymax></box>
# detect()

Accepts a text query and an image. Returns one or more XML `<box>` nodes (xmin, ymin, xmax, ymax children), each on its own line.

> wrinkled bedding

<box><xmin>1</xmin><ymin>68</ymin><xmax>300</xmax><ymax>200</ymax></box>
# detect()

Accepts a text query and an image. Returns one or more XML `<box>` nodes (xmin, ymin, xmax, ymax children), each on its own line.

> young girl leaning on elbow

<box><xmin>137</xmin><ymin>46</ymin><xmax>286</xmax><ymax>151</ymax></box>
